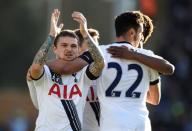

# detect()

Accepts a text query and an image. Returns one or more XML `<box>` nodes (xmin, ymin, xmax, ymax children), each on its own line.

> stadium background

<box><xmin>0</xmin><ymin>0</ymin><xmax>192</xmax><ymax>130</ymax></box>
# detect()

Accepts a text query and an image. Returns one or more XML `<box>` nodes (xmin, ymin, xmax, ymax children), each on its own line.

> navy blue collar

<box><xmin>114</xmin><ymin>41</ymin><xmax>132</xmax><ymax>45</ymax></box>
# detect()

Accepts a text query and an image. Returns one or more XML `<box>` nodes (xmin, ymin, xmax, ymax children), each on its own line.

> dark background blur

<box><xmin>0</xmin><ymin>0</ymin><xmax>192</xmax><ymax>131</ymax></box>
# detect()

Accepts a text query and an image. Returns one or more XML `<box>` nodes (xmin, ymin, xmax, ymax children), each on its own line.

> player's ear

<box><xmin>127</xmin><ymin>28</ymin><xmax>136</xmax><ymax>40</ymax></box>
<box><xmin>52</xmin><ymin>44</ymin><xmax>57</xmax><ymax>53</ymax></box>
<box><xmin>129</xmin><ymin>28</ymin><xmax>136</xmax><ymax>37</ymax></box>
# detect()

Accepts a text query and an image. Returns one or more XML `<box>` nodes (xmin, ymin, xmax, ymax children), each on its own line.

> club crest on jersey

<box><xmin>48</xmin><ymin>83</ymin><xmax>82</xmax><ymax>99</ymax></box>
<box><xmin>50</xmin><ymin>69</ymin><xmax>63</xmax><ymax>84</ymax></box>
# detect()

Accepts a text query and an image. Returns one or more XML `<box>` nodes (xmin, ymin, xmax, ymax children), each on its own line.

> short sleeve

<box><xmin>27</xmin><ymin>80</ymin><xmax>39</xmax><ymax>109</ymax></box>
<box><xmin>32</xmin><ymin>65</ymin><xmax>50</xmax><ymax>87</ymax></box>
<box><xmin>149</xmin><ymin>68</ymin><xmax>160</xmax><ymax>85</ymax></box>
<box><xmin>136</xmin><ymin>48</ymin><xmax>156</xmax><ymax>57</ymax></box>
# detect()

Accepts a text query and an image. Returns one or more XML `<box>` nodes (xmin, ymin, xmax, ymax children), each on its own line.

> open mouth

<box><xmin>65</xmin><ymin>54</ymin><xmax>73</xmax><ymax>57</ymax></box>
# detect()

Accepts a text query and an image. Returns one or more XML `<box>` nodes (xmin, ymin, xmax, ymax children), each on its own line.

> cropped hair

<box><xmin>115</xmin><ymin>11</ymin><xmax>144</xmax><ymax>37</ymax></box>
<box><xmin>142</xmin><ymin>15</ymin><xmax>154</xmax><ymax>44</ymax></box>
<box><xmin>54</xmin><ymin>30</ymin><xmax>79</xmax><ymax>46</ymax></box>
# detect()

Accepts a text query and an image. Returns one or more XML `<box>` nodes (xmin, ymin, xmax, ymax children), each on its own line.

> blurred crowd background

<box><xmin>0</xmin><ymin>0</ymin><xmax>192</xmax><ymax>131</ymax></box>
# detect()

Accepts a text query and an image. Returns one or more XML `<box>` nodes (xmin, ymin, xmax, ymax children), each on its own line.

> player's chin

<box><xmin>64</xmin><ymin>56</ymin><xmax>76</xmax><ymax>61</ymax></box>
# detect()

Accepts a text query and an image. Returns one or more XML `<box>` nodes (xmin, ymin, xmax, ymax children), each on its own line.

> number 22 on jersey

<box><xmin>105</xmin><ymin>62</ymin><xmax>143</xmax><ymax>98</ymax></box>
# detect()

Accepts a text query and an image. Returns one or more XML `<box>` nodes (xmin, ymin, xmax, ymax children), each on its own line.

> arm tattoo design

<box><xmin>85</xmin><ymin>36</ymin><xmax>104</xmax><ymax>77</ymax></box>
<box><xmin>33</xmin><ymin>36</ymin><xmax>54</xmax><ymax>65</ymax></box>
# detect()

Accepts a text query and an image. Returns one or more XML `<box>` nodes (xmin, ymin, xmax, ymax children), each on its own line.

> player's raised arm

<box><xmin>29</xmin><ymin>9</ymin><xmax>63</xmax><ymax>79</ymax></box>
<box><xmin>72</xmin><ymin>11</ymin><xmax>104</xmax><ymax>78</ymax></box>
<box><xmin>107</xmin><ymin>46</ymin><xmax>175</xmax><ymax>75</ymax></box>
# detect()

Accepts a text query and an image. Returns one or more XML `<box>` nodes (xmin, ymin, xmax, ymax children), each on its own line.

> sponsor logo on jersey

<box><xmin>86</xmin><ymin>86</ymin><xmax>98</xmax><ymax>102</ymax></box>
<box><xmin>48</xmin><ymin>83</ymin><xmax>82</xmax><ymax>99</ymax></box>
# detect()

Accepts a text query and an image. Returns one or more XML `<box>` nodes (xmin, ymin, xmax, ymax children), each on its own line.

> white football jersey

<box><xmin>27</xmin><ymin>80</ymin><xmax>39</xmax><ymax>109</ymax></box>
<box><xmin>97</xmin><ymin>42</ymin><xmax>159</xmax><ymax>131</ymax></box>
<box><xmin>32</xmin><ymin>65</ymin><xmax>92</xmax><ymax>131</ymax></box>
<box><xmin>82</xmin><ymin>80</ymin><xmax>100</xmax><ymax>131</ymax></box>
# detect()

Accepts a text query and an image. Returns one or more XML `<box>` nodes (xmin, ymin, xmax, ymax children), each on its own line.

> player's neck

<box><xmin>115</xmin><ymin>37</ymin><xmax>133</xmax><ymax>46</ymax></box>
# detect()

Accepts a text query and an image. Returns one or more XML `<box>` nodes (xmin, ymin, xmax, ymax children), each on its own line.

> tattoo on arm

<box><xmin>33</xmin><ymin>36</ymin><xmax>54</xmax><ymax>65</ymax></box>
<box><xmin>85</xmin><ymin>36</ymin><xmax>104</xmax><ymax>77</ymax></box>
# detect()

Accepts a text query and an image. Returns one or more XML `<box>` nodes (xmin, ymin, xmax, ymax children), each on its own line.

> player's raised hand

<box><xmin>107</xmin><ymin>46</ymin><xmax>135</xmax><ymax>60</ymax></box>
<box><xmin>49</xmin><ymin>9</ymin><xmax>64</xmax><ymax>37</ymax></box>
<box><xmin>72</xmin><ymin>11</ymin><xmax>88</xmax><ymax>38</ymax></box>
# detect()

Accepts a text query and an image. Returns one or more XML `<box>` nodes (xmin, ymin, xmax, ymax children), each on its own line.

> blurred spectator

<box><xmin>9</xmin><ymin>108</ymin><xmax>29</xmax><ymax>131</ymax></box>
<box><xmin>149</xmin><ymin>0</ymin><xmax>192</xmax><ymax>130</ymax></box>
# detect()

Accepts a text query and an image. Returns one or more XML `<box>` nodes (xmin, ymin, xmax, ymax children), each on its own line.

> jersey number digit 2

<box><xmin>105</xmin><ymin>62</ymin><xmax>143</xmax><ymax>98</ymax></box>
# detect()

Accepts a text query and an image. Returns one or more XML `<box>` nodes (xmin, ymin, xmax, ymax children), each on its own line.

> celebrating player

<box><xmin>27</xmin><ymin>10</ymin><xmax>174</xmax><ymax>131</ymax></box>
<box><xmin>26</xmin><ymin>9</ymin><xmax>104</xmax><ymax>131</ymax></box>
<box><xmin>107</xmin><ymin>12</ymin><xmax>174</xmax><ymax>106</ymax></box>
<box><xmin>97</xmin><ymin>11</ymin><xmax>163</xmax><ymax>131</ymax></box>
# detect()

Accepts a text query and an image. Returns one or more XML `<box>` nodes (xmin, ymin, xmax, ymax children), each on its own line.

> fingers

<box><xmin>72</xmin><ymin>11</ymin><xmax>88</xmax><ymax>37</ymax></box>
<box><xmin>50</xmin><ymin>10</ymin><xmax>88</xmax><ymax>36</ymax></box>
<box><xmin>107</xmin><ymin>46</ymin><xmax>123</xmax><ymax>58</ymax></box>
<box><xmin>72</xmin><ymin>17</ymin><xmax>82</xmax><ymax>24</ymax></box>
<box><xmin>51</xmin><ymin>9</ymin><xmax>61</xmax><ymax>26</ymax></box>
<box><xmin>72</xmin><ymin>11</ymin><xmax>86</xmax><ymax>20</ymax></box>
<box><xmin>107</xmin><ymin>46</ymin><xmax>124</xmax><ymax>52</ymax></box>
<box><xmin>121</xmin><ymin>45</ymin><xmax>128</xmax><ymax>49</ymax></box>
<box><xmin>52</xmin><ymin>9</ymin><xmax>59</xmax><ymax>19</ymax></box>
<box><xmin>72</xmin><ymin>11</ymin><xmax>87</xmax><ymax>24</ymax></box>
<box><xmin>58</xmin><ymin>23</ymin><xmax>64</xmax><ymax>30</ymax></box>
<box><xmin>107</xmin><ymin>45</ymin><xmax>130</xmax><ymax>58</ymax></box>
<box><xmin>50</xmin><ymin>9</ymin><xmax>63</xmax><ymax>36</ymax></box>
<box><xmin>109</xmin><ymin>51</ymin><xmax>122</xmax><ymax>58</ymax></box>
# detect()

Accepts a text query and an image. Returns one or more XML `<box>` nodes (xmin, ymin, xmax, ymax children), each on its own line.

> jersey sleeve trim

<box><xmin>31</xmin><ymin>68</ymin><xmax>45</xmax><ymax>81</ymax></box>
<box><xmin>79</xmin><ymin>51</ymin><xmax>93</xmax><ymax>64</ymax></box>
<box><xmin>150</xmin><ymin>79</ymin><xmax>159</xmax><ymax>85</ymax></box>
<box><xmin>86</xmin><ymin>65</ymin><xmax>99</xmax><ymax>80</ymax></box>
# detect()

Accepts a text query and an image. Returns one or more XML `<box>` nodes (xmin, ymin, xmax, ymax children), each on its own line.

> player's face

<box><xmin>53</xmin><ymin>36</ymin><xmax>79</xmax><ymax>61</ymax></box>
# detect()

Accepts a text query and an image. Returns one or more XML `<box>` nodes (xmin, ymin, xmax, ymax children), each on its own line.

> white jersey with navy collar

<box><xmin>31</xmin><ymin>65</ymin><xmax>93</xmax><ymax>131</ymax></box>
<box><xmin>97</xmin><ymin>42</ymin><xmax>159</xmax><ymax>131</ymax></box>
<box><xmin>27</xmin><ymin>80</ymin><xmax>39</xmax><ymax>109</ymax></box>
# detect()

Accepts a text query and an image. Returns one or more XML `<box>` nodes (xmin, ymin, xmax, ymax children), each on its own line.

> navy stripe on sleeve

<box><xmin>61</xmin><ymin>100</ymin><xmax>81</xmax><ymax>131</ymax></box>
<box><xmin>150</xmin><ymin>79</ymin><xmax>159</xmax><ymax>85</ymax></box>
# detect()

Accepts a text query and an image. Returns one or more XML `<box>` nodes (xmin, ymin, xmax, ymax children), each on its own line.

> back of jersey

<box><xmin>97</xmin><ymin>43</ymin><xmax>158</xmax><ymax>131</ymax></box>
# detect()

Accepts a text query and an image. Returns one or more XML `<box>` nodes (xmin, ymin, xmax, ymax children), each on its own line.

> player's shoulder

<box><xmin>136</xmin><ymin>48</ymin><xmax>154</xmax><ymax>56</ymax></box>
<box><xmin>99</xmin><ymin>44</ymin><xmax>110</xmax><ymax>49</ymax></box>
<box><xmin>99</xmin><ymin>42</ymin><xmax>133</xmax><ymax>50</ymax></box>
<box><xmin>99</xmin><ymin>44</ymin><xmax>111</xmax><ymax>55</ymax></box>
<box><xmin>43</xmin><ymin>64</ymin><xmax>52</xmax><ymax>75</ymax></box>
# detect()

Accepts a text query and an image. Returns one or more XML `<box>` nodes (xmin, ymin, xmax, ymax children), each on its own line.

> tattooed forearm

<box><xmin>85</xmin><ymin>36</ymin><xmax>104</xmax><ymax>77</ymax></box>
<box><xmin>33</xmin><ymin>36</ymin><xmax>54</xmax><ymax>65</ymax></box>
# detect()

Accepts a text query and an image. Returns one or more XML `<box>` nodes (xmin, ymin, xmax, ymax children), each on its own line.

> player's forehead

<box><xmin>57</xmin><ymin>36</ymin><xmax>78</xmax><ymax>46</ymax></box>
